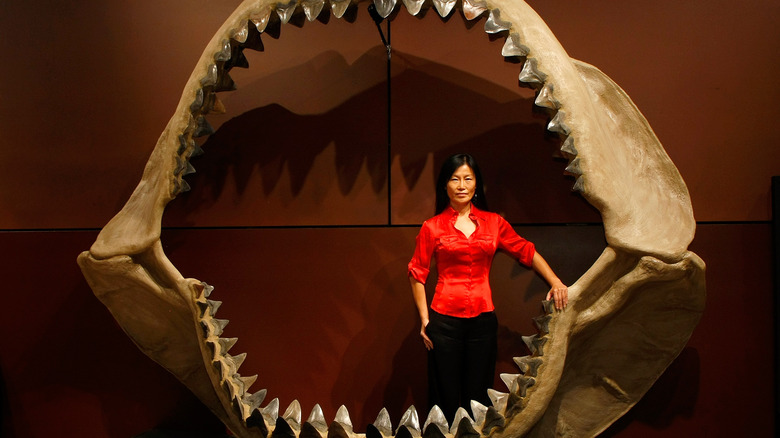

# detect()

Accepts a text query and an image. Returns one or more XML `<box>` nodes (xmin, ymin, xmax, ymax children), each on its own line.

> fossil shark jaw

<box><xmin>77</xmin><ymin>1</ymin><xmax>705</xmax><ymax>437</ymax></box>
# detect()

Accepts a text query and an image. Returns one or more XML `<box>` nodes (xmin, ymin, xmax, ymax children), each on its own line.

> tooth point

<box><xmin>218</xmin><ymin>337</ymin><xmax>238</xmax><ymax>353</ymax></box>
<box><xmin>275</xmin><ymin>0</ymin><xmax>298</xmax><ymax>23</ymax></box>
<box><xmin>423</xmin><ymin>405</ymin><xmax>449</xmax><ymax>436</ymax></box>
<box><xmin>548</xmin><ymin>111</ymin><xmax>571</xmax><ymax>136</ymax></box>
<box><xmin>251</xmin><ymin>8</ymin><xmax>272</xmax><ymax>33</ymax></box>
<box><xmin>245</xmin><ymin>389</ymin><xmax>267</xmax><ymax>411</ymax></box>
<box><xmin>212</xmin><ymin>318</ymin><xmax>229</xmax><ymax>336</ymax></box>
<box><xmin>200</xmin><ymin>64</ymin><xmax>219</xmax><ymax>87</ymax></box>
<box><xmin>214</xmin><ymin>39</ymin><xmax>232</xmax><ymax>62</ymax></box>
<box><xmin>330</xmin><ymin>0</ymin><xmax>351</xmax><ymax>18</ymax></box>
<box><xmin>192</xmin><ymin>115</ymin><xmax>215</xmax><ymax>138</ymax></box>
<box><xmin>572</xmin><ymin>175</ymin><xmax>585</xmax><ymax>193</ymax></box>
<box><xmin>374</xmin><ymin>0</ymin><xmax>397</xmax><ymax>18</ymax></box>
<box><xmin>247</xmin><ymin>408</ymin><xmax>270</xmax><ymax>435</ymax></box>
<box><xmin>481</xmin><ymin>407</ymin><xmax>506</xmax><ymax>435</ymax></box>
<box><xmin>450</xmin><ymin>408</ymin><xmax>474</xmax><ymax>435</ymax></box>
<box><xmin>485</xmin><ymin>9</ymin><xmax>511</xmax><ymax>34</ymax></box>
<box><xmin>334</xmin><ymin>405</ymin><xmax>354</xmax><ymax>430</ymax></box>
<box><xmin>469</xmin><ymin>400</ymin><xmax>487</xmax><ymax>428</ymax></box>
<box><xmin>231</xmin><ymin>23</ymin><xmax>249</xmax><ymax>43</ymax></box>
<box><xmin>486</xmin><ymin>389</ymin><xmax>508</xmax><ymax>414</ymax></box>
<box><xmin>560</xmin><ymin>137</ymin><xmax>578</xmax><ymax>157</ymax></box>
<box><xmin>282</xmin><ymin>400</ymin><xmax>302</xmax><ymax>429</ymax></box>
<box><xmin>500</xmin><ymin>373</ymin><xmax>521</xmax><ymax>392</ymax></box>
<box><xmin>535</xmin><ymin>83</ymin><xmax>561</xmax><ymax>110</ymax></box>
<box><xmin>262</xmin><ymin>398</ymin><xmax>280</xmax><ymax>423</ymax></box>
<box><xmin>519</xmin><ymin>58</ymin><xmax>547</xmax><ymax>88</ymax></box>
<box><xmin>306</xmin><ymin>404</ymin><xmax>328</xmax><ymax>432</ymax></box>
<box><xmin>463</xmin><ymin>0</ymin><xmax>488</xmax><ymax>21</ymax></box>
<box><xmin>432</xmin><ymin>0</ymin><xmax>456</xmax><ymax>18</ymax></box>
<box><xmin>514</xmin><ymin>356</ymin><xmax>543</xmax><ymax>377</ymax></box>
<box><xmin>302</xmin><ymin>0</ymin><xmax>325</xmax><ymax>21</ymax></box>
<box><xmin>502</xmin><ymin>33</ymin><xmax>529</xmax><ymax>58</ymax></box>
<box><xmin>373</xmin><ymin>407</ymin><xmax>393</xmax><ymax>436</ymax></box>
<box><xmin>401</xmin><ymin>0</ymin><xmax>424</xmax><ymax>16</ymax></box>
<box><xmin>398</xmin><ymin>405</ymin><xmax>420</xmax><ymax>434</ymax></box>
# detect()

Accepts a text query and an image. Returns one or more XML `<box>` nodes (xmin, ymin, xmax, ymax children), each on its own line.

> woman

<box><xmin>408</xmin><ymin>153</ymin><xmax>568</xmax><ymax>421</ymax></box>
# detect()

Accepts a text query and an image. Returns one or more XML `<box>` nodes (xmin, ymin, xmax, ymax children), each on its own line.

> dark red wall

<box><xmin>0</xmin><ymin>1</ymin><xmax>777</xmax><ymax>437</ymax></box>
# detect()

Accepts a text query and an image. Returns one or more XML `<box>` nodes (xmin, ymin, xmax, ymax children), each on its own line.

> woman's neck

<box><xmin>450</xmin><ymin>202</ymin><xmax>471</xmax><ymax>216</ymax></box>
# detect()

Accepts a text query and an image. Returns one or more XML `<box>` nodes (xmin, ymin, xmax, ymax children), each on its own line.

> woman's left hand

<box><xmin>546</xmin><ymin>281</ymin><xmax>569</xmax><ymax>310</ymax></box>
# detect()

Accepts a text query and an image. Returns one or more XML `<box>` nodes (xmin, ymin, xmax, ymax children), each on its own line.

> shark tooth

<box><xmin>241</xmin><ymin>20</ymin><xmax>265</xmax><ymax>51</ymax></box>
<box><xmin>533</xmin><ymin>314</ymin><xmax>552</xmax><ymax>334</ymax></box>
<box><xmin>541</xmin><ymin>299</ymin><xmax>555</xmax><ymax>314</ymax></box>
<box><xmin>469</xmin><ymin>400</ymin><xmax>487</xmax><ymax>427</ymax></box>
<box><xmin>401</xmin><ymin>0</ymin><xmax>424</xmax><ymax>16</ymax></box>
<box><xmin>487</xmin><ymin>389</ymin><xmax>508</xmax><ymax>413</ymax></box>
<box><xmin>200</xmin><ymin>63</ymin><xmax>219</xmax><ymax>87</ymax></box>
<box><xmin>218</xmin><ymin>337</ymin><xmax>237</xmax><ymax>354</ymax></box>
<box><xmin>462</xmin><ymin>0</ymin><xmax>487</xmax><ymax>20</ymax></box>
<box><xmin>535</xmin><ymin>83</ymin><xmax>560</xmax><ymax>109</ymax></box>
<box><xmin>548</xmin><ymin>110</ymin><xmax>571</xmax><ymax>135</ymax></box>
<box><xmin>247</xmin><ymin>407</ymin><xmax>270</xmax><ymax>435</ymax></box>
<box><xmin>572</xmin><ymin>175</ymin><xmax>585</xmax><ymax>193</ymax></box>
<box><xmin>565</xmin><ymin>157</ymin><xmax>583</xmax><ymax>177</ymax></box>
<box><xmin>300</xmin><ymin>422</ymin><xmax>324</xmax><ymax>438</ymax></box>
<box><xmin>502</xmin><ymin>32</ymin><xmax>529</xmax><ymax>58</ymax></box>
<box><xmin>262</xmin><ymin>398</ymin><xmax>280</xmax><ymax>423</ymax></box>
<box><xmin>231</xmin><ymin>22</ymin><xmax>249</xmax><ymax>43</ymax></box>
<box><xmin>273</xmin><ymin>416</ymin><xmax>296</xmax><ymax>437</ymax></box>
<box><xmin>514</xmin><ymin>376</ymin><xmax>536</xmax><ymax>398</ymax></box>
<box><xmin>453</xmin><ymin>416</ymin><xmax>480</xmax><ymax>438</ymax></box>
<box><xmin>330</xmin><ymin>0</ymin><xmax>351</xmax><ymax>18</ymax></box>
<box><xmin>306</xmin><ymin>403</ymin><xmax>328</xmax><ymax>433</ymax></box>
<box><xmin>484</xmin><ymin>9</ymin><xmax>511</xmax><ymax>34</ymax></box>
<box><xmin>373</xmin><ymin>407</ymin><xmax>393</xmax><ymax>436</ymax></box>
<box><xmin>481</xmin><ymin>407</ymin><xmax>505</xmax><ymax>434</ymax></box>
<box><xmin>561</xmin><ymin>136</ymin><xmax>578</xmax><ymax>157</ymax></box>
<box><xmin>210</xmin><ymin>318</ymin><xmax>229</xmax><ymax>337</ymax></box>
<box><xmin>240</xmin><ymin>374</ymin><xmax>258</xmax><ymax>391</ymax></box>
<box><xmin>500</xmin><ymin>373</ymin><xmax>522</xmax><ymax>392</ymax></box>
<box><xmin>190</xmin><ymin>88</ymin><xmax>205</xmax><ymax>113</ymax></box>
<box><xmin>422</xmin><ymin>405</ymin><xmax>448</xmax><ymax>436</ymax></box>
<box><xmin>514</xmin><ymin>356</ymin><xmax>543</xmax><ymax>377</ymax></box>
<box><xmin>395</xmin><ymin>426</ymin><xmax>415</xmax><ymax>438</ymax></box>
<box><xmin>374</xmin><ymin>0</ymin><xmax>397</xmax><ymax>18</ymax></box>
<box><xmin>282</xmin><ymin>399</ymin><xmax>302</xmax><ymax>429</ymax></box>
<box><xmin>225</xmin><ymin>49</ymin><xmax>250</xmax><ymax>70</ymax></box>
<box><xmin>432</xmin><ymin>0</ymin><xmax>456</xmax><ymax>18</ymax></box>
<box><xmin>214</xmin><ymin>71</ymin><xmax>236</xmax><ymax>92</ymax></box>
<box><xmin>276</xmin><ymin>0</ymin><xmax>298</xmax><ymax>24</ymax></box>
<box><xmin>245</xmin><ymin>388</ymin><xmax>267</xmax><ymax>412</ymax></box>
<box><xmin>522</xmin><ymin>334</ymin><xmax>548</xmax><ymax>356</ymax></box>
<box><xmin>214</xmin><ymin>39</ymin><xmax>232</xmax><ymax>62</ymax></box>
<box><xmin>329</xmin><ymin>421</ymin><xmax>352</xmax><ymax>438</ymax></box>
<box><xmin>518</xmin><ymin>58</ymin><xmax>547</xmax><ymax>88</ymax></box>
<box><xmin>232</xmin><ymin>352</ymin><xmax>247</xmax><ymax>371</ymax></box>
<box><xmin>449</xmin><ymin>408</ymin><xmax>472</xmax><ymax>435</ymax></box>
<box><xmin>192</xmin><ymin>115</ymin><xmax>215</xmax><ymax>138</ymax></box>
<box><xmin>302</xmin><ymin>0</ymin><xmax>325</xmax><ymax>21</ymax></box>
<box><xmin>398</xmin><ymin>405</ymin><xmax>421</xmax><ymax>436</ymax></box>
<box><xmin>334</xmin><ymin>405</ymin><xmax>354</xmax><ymax>431</ymax></box>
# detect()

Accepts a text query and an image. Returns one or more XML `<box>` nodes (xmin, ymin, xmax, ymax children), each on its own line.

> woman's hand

<box><xmin>421</xmin><ymin>320</ymin><xmax>433</xmax><ymax>350</ymax></box>
<box><xmin>545</xmin><ymin>281</ymin><xmax>569</xmax><ymax>310</ymax></box>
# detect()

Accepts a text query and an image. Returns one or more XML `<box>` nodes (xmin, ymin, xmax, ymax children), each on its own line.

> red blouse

<box><xmin>408</xmin><ymin>205</ymin><xmax>536</xmax><ymax>318</ymax></box>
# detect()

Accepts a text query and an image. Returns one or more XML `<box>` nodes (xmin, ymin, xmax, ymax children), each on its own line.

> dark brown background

<box><xmin>0</xmin><ymin>1</ymin><xmax>777</xmax><ymax>436</ymax></box>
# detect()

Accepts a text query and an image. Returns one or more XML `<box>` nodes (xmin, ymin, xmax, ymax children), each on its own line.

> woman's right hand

<box><xmin>421</xmin><ymin>320</ymin><xmax>433</xmax><ymax>350</ymax></box>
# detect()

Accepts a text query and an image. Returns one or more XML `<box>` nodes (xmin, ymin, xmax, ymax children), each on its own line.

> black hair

<box><xmin>434</xmin><ymin>153</ymin><xmax>489</xmax><ymax>215</ymax></box>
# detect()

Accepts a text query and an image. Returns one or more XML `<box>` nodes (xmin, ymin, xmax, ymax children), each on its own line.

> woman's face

<box><xmin>446</xmin><ymin>164</ymin><xmax>476</xmax><ymax>208</ymax></box>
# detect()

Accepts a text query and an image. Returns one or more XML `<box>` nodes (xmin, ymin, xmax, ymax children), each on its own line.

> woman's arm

<box><xmin>531</xmin><ymin>252</ymin><xmax>569</xmax><ymax>310</ymax></box>
<box><xmin>410</xmin><ymin>277</ymin><xmax>434</xmax><ymax>350</ymax></box>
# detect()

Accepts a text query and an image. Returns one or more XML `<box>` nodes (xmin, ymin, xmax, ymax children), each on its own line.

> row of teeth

<box><xmin>196</xmin><ymin>281</ymin><xmax>555</xmax><ymax>437</ymax></box>
<box><xmin>170</xmin><ymin>0</ymin><xmax>584</xmax><ymax>198</ymax></box>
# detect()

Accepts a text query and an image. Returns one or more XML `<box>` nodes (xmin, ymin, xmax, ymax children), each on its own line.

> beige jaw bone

<box><xmin>77</xmin><ymin>1</ymin><xmax>705</xmax><ymax>437</ymax></box>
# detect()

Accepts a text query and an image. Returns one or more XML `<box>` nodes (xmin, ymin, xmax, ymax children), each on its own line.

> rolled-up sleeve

<box><xmin>497</xmin><ymin>216</ymin><xmax>535</xmax><ymax>267</ymax></box>
<box><xmin>408</xmin><ymin>222</ymin><xmax>433</xmax><ymax>284</ymax></box>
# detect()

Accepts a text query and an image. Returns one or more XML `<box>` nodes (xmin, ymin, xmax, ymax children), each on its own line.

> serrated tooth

<box><xmin>401</xmin><ymin>0</ymin><xmax>424</xmax><ymax>15</ymax></box>
<box><xmin>251</xmin><ymin>8</ymin><xmax>272</xmax><ymax>33</ymax></box>
<box><xmin>231</xmin><ymin>22</ymin><xmax>249</xmax><ymax>43</ymax></box>
<box><xmin>201</xmin><ymin>282</ymin><xmax>214</xmax><ymax>297</ymax></box>
<box><xmin>533</xmin><ymin>314</ymin><xmax>552</xmax><ymax>334</ymax></box>
<box><xmin>398</xmin><ymin>405</ymin><xmax>420</xmax><ymax>435</ymax></box>
<box><xmin>514</xmin><ymin>376</ymin><xmax>536</xmax><ymax>398</ymax></box>
<box><xmin>189</xmin><ymin>143</ymin><xmax>204</xmax><ymax>158</ymax></box>
<box><xmin>500</xmin><ymin>373</ymin><xmax>521</xmax><ymax>392</ymax></box>
<box><xmin>560</xmin><ymin>136</ymin><xmax>578</xmax><ymax>158</ymax></box>
<box><xmin>374</xmin><ymin>0</ymin><xmax>397</xmax><ymax>18</ymax></box>
<box><xmin>519</xmin><ymin>58</ymin><xmax>547</xmax><ymax>88</ymax></box>
<box><xmin>225</xmin><ymin>50</ymin><xmax>250</xmax><ymax>71</ymax></box>
<box><xmin>183</xmin><ymin>161</ymin><xmax>196</xmax><ymax>176</ymax></box>
<box><xmin>502</xmin><ymin>33</ymin><xmax>529</xmax><ymax>57</ymax></box>
<box><xmin>232</xmin><ymin>352</ymin><xmax>247</xmax><ymax>371</ymax></box>
<box><xmin>218</xmin><ymin>337</ymin><xmax>238</xmax><ymax>354</ymax></box>
<box><xmin>276</xmin><ymin>0</ymin><xmax>298</xmax><ymax>23</ymax></box>
<box><xmin>174</xmin><ymin>156</ymin><xmax>186</xmax><ymax>176</ymax></box>
<box><xmin>432</xmin><ymin>0</ymin><xmax>456</xmax><ymax>18</ymax></box>
<box><xmin>449</xmin><ymin>408</ymin><xmax>472</xmax><ymax>435</ymax></box>
<box><xmin>373</xmin><ymin>407</ymin><xmax>393</xmax><ymax>436</ymax></box>
<box><xmin>453</xmin><ymin>417</ymin><xmax>478</xmax><ymax>438</ymax></box>
<box><xmin>423</xmin><ymin>405</ymin><xmax>448</xmax><ymax>436</ymax></box>
<box><xmin>487</xmin><ymin>389</ymin><xmax>508</xmax><ymax>413</ymax></box>
<box><xmin>212</xmin><ymin>318</ymin><xmax>229</xmax><ymax>336</ymax></box>
<box><xmin>564</xmin><ymin>155</ymin><xmax>581</xmax><ymax>176</ymax></box>
<box><xmin>200</xmin><ymin>64</ymin><xmax>219</xmax><ymax>87</ymax></box>
<box><xmin>330</xmin><ymin>0</ymin><xmax>351</xmax><ymax>18</ymax></box>
<box><xmin>548</xmin><ymin>110</ymin><xmax>571</xmax><ymax>135</ymax></box>
<box><xmin>514</xmin><ymin>356</ymin><xmax>543</xmax><ymax>377</ymax></box>
<box><xmin>535</xmin><ymin>83</ymin><xmax>560</xmax><ymax>109</ymax></box>
<box><xmin>463</xmin><ymin>0</ymin><xmax>487</xmax><ymax>20</ymax></box>
<box><xmin>522</xmin><ymin>335</ymin><xmax>548</xmax><ymax>356</ymax></box>
<box><xmin>262</xmin><ymin>398</ymin><xmax>280</xmax><ymax>423</ymax></box>
<box><xmin>485</xmin><ymin>9</ymin><xmax>511</xmax><ymax>34</ymax></box>
<box><xmin>214</xmin><ymin>39</ymin><xmax>232</xmax><ymax>62</ymax></box>
<box><xmin>306</xmin><ymin>404</ymin><xmax>328</xmax><ymax>433</ymax></box>
<box><xmin>302</xmin><ymin>0</ymin><xmax>325</xmax><ymax>21</ymax></box>
<box><xmin>469</xmin><ymin>400</ymin><xmax>487</xmax><ymax>427</ymax></box>
<box><xmin>192</xmin><ymin>115</ymin><xmax>215</xmax><ymax>138</ymax></box>
<box><xmin>240</xmin><ymin>374</ymin><xmax>258</xmax><ymax>392</ymax></box>
<box><xmin>334</xmin><ymin>405</ymin><xmax>354</xmax><ymax>432</ymax></box>
<box><xmin>245</xmin><ymin>389</ymin><xmax>267</xmax><ymax>412</ymax></box>
<box><xmin>282</xmin><ymin>399</ymin><xmax>302</xmax><ymax>429</ymax></box>
<box><xmin>247</xmin><ymin>407</ymin><xmax>270</xmax><ymax>434</ymax></box>
<box><xmin>481</xmin><ymin>407</ymin><xmax>505</xmax><ymax>434</ymax></box>
<box><xmin>572</xmin><ymin>175</ymin><xmax>585</xmax><ymax>193</ymax></box>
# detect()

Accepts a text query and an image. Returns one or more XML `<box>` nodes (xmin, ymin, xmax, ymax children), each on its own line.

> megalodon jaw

<box><xmin>77</xmin><ymin>1</ymin><xmax>706</xmax><ymax>437</ymax></box>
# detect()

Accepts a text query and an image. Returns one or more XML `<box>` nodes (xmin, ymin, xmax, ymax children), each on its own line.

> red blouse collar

<box><xmin>443</xmin><ymin>204</ymin><xmax>487</xmax><ymax>221</ymax></box>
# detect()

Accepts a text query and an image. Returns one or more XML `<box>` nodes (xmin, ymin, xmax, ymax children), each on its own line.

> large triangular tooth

<box><xmin>374</xmin><ymin>0</ymin><xmax>397</xmax><ymax>18</ymax></box>
<box><xmin>514</xmin><ymin>376</ymin><xmax>536</xmax><ymax>398</ymax></box>
<box><xmin>330</xmin><ymin>0</ymin><xmax>352</xmax><ymax>19</ymax></box>
<box><xmin>373</xmin><ymin>407</ymin><xmax>393</xmax><ymax>436</ymax></box>
<box><xmin>487</xmin><ymin>389</ymin><xmax>508</xmax><ymax>414</ymax></box>
<box><xmin>177</xmin><ymin>134</ymin><xmax>193</xmax><ymax>155</ymax></box>
<box><xmin>283</xmin><ymin>400</ymin><xmax>302</xmax><ymax>430</ymax></box>
<box><xmin>307</xmin><ymin>404</ymin><xmax>328</xmax><ymax>433</ymax></box>
<box><xmin>241</xmin><ymin>20</ymin><xmax>265</xmax><ymax>51</ymax></box>
<box><xmin>218</xmin><ymin>337</ymin><xmax>238</xmax><ymax>354</ymax></box>
<box><xmin>247</xmin><ymin>407</ymin><xmax>270</xmax><ymax>435</ymax></box>
<box><xmin>245</xmin><ymin>388</ymin><xmax>268</xmax><ymax>412</ymax></box>
<box><xmin>328</xmin><ymin>421</ymin><xmax>352</xmax><ymax>438</ymax></box>
<box><xmin>514</xmin><ymin>356</ymin><xmax>543</xmax><ymax>377</ymax></box>
<box><xmin>201</xmin><ymin>281</ymin><xmax>214</xmax><ymax>297</ymax></box>
<box><xmin>200</xmin><ymin>63</ymin><xmax>219</xmax><ymax>87</ymax></box>
<box><xmin>535</xmin><ymin>83</ymin><xmax>560</xmax><ymax>110</ymax></box>
<box><xmin>502</xmin><ymin>33</ymin><xmax>529</xmax><ymax>58</ymax></box>
<box><xmin>484</xmin><ymin>9</ymin><xmax>511</xmax><ymax>34</ymax></box>
<box><xmin>192</xmin><ymin>115</ymin><xmax>215</xmax><ymax>138</ymax></box>
<box><xmin>214</xmin><ymin>38</ymin><xmax>232</xmax><ymax>62</ymax></box>
<box><xmin>395</xmin><ymin>426</ymin><xmax>415</xmax><ymax>438</ymax></box>
<box><xmin>533</xmin><ymin>314</ymin><xmax>552</xmax><ymax>334</ymax></box>
<box><xmin>276</xmin><ymin>0</ymin><xmax>298</xmax><ymax>24</ymax></box>
<box><xmin>565</xmin><ymin>157</ymin><xmax>583</xmax><ymax>176</ymax></box>
<box><xmin>560</xmin><ymin>137</ymin><xmax>578</xmax><ymax>158</ymax></box>
<box><xmin>401</xmin><ymin>0</ymin><xmax>424</xmax><ymax>16</ymax></box>
<box><xmin>453</xmin><ymin>416</ymin><xmax>480</xmax><ymax>438</ymax></box>
<box><xmin>334</xmin><ymin>405</ymin><xmax>354</xmax><ymax>432</ymax></box>
<box><xmin>572</xmin><ymin>175</ymin><xmax>585</xmax><ymax>193</ymax></box>
<box><xmin>518</xmin><ymin>58</ymin><xmax>547</xmax><ymax>88</ymax></box>
<box><xmin>262</xmin><ymin>398</ymin><xmax>280</xmax><ymax>423</ymax></box>
<box><xmin>211</xmin><ymin>95</ymin><xmax>227</xmax><ymax>114</ymax></box>
<box><xmin>233</xmin><ymin>393</ymin><xmax>251</xmax><ymax>420</ymax></box>
<box><xmin>422</xmin><ymin>405</ymin><xmax>448</xmax><ymax>436</ymax></box>
<box><xmin>542</xmin><ymin>299</ymin><xmax>555</xmax><ymax>315</ymax></box>
<box><xmin>365</xmin><ymin>424</ymin><xmax>384</xmax><ymax>438</ymax></box>
<box><xmin>214</xmin><ymin>71</ymin><xmax>236</xmax><ymax>93</ymax></box>
<box><xmin>462</xmin><ymin>0</ymin><xmax>487</xmax><ymax>20</ymax></box>
<box><xmin>232</xmin><ymin>352</ymin><xmax>247</xmax><ymax>371</ymax></box>
<box><xmin>469</xmin><ymin>400</ymin><xmax>487</xmax><ymax>428</ymax></box>
<box><xmin>432</xmin><ymin>0</ymin><xmax>456</xmax><ymax>18</ymax></box>
<box><xmin>251</xmin><ymin>7</ymin><xmax>273</xmax><ymax>33</ymax></box>
<box><xmin>173</xmin><ymin>178</ymin><xmax>191</xmax><ymax>196</ymax></box>
<box><xmin>481</xmin><ymin>407</ymin><xmax>505</xmax><ymax>435</ymax></box>
<box><xmin>500</xmin><ymin>373</ymin><xmax>521</xmax><ymax>393</ymax></box>
<box><xmin>522</xmin><ymin>335</ymin><xmax>548</xmax><ymax>356</ymax></box>
<box><xmin>449</xmin><ymin>408</ymin><xmax>473</xmax><ymax>435</ymax></box>
<box><xmin>240</xmin><ymin>374</ymin><xmax>258</xmax><ymax>392</ymax></box>
<box><xmin>548</xmin><ymin>110</ymin><xmax>571</xmax><ymax>135</ymax></box>
<box><xmin>222</xmin><ymin>374</ymin><xmax>240</xmax><ymax>399</ymax></box>
<box><xmin>231</xmin><ymin>22</ymin><xmax>249</xmax><ymax>43</ymax></box>
<box><xmin>273</xmin><ymin>416</ymin><xmax>296</xmax><ymax>437</ymax></box>
<box><xmin>190</xmin><ymin>88</ymin><xmax>205</xmax><ymax>113</ymax></box>
<box><xmin>398</xmin><ymin>405</ymin><xmax>421</xmax><ymax>437</ymax></box>
<box><xmin>210</xmin><ymin>318</ymin><xmax>229</xmax><ymax>337</ymax></box>
<box><xmin>302</xmin><ymin>0</ymin><xmax>325</xmax><ymax>21</ymax></box>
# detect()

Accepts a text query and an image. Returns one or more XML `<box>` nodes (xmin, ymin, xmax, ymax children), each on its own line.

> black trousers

<box><xmin>426</xmin><ymin>309</ymin><xmax>498</xmax><ymax>423</ymax></box>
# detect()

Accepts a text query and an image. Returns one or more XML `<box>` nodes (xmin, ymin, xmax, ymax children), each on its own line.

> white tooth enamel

<box><xmin>262</xmin><ymin>398</ymin><xmax>280</xmax><ymax>423</ymax></box>
<box><xmin>211</xmin><ymin>318</ymin><xmax>229</xmax><ymax>337</ymax></box>
<box><xmin>470</xmin><ymin>400</ymin><xmax>487</xmax><ymax>427</ymax></box>
<box><xmin>283</xmin><ymin>399</ymin><xmax>302</xmax><ymax>428</ymax></box>
<box><xmin>572</xmin><ymin>175</ymin><xmax>585</xmax><ymax>192</ymax></box>
<box><xmin>334</xmin><ymin>405</ymin><xmax>354</xmax><ymax>430</ymax></box>
<box><xmin>276</xmin><ymin>0</ymin><xmax>298</xmax><ymax>23</ymax></box>
<box><xmin>373</xmin><ymin>0</ymin><xmax>396</xmax><ymax>18</ymax></box>
<box><xmin>423</xmin><ymin>405</ymin><xmax>449</xmax><ymax>435</ymax></box>
<box><xmin>200</xmin><ymin>64</ymin><xmax>219</xmax><ymax>87</ymax></box>
<box><xmin>548</xmin><ymin>110</ymin><xmax>571</xmax><ymax>135</ymax></box>
<box><xmin>373</xmin><ymin>407</ymin><xmax>393</xmax><ymax>436</ymax></box>
<box><xmin>215</xmin><ymin>39</ymin><xmax>232</xmax><ymax>62</ymax></box>
<box><xmin>432</xmin><ymin>0</ymin><xmax>456</xmax><ymax>17</ymax></box>
<box><xmin>250</xmin><ymin>8</ymin><xmax>272</xmax><ymax>32</ymax></box>
<box><xmin>307</xmin><ymin>404</ymin><xmax>328</xmax><ymax>432</ymax></box>
<box><xmin>500</xmin><ymin>373</ymin><xmax>521</xmax><ymax>392</ymax></box>
<box><xmin>485</xmin><ymin>9</ymin><xmax>511</xmax><ymax>33</ymax></box>
<box><xmin>302</xmin><ymin>0</ymin><xmax>325</xmax><ymax>21</ymax></box>
<box><xmin>450</xmin><ymin>407</ymin><xmax>473</xmax><ymax>434</ymax></box>
<box><xmin>518</xmin><ymin>58</ymin><xmax>546</xmax><ymax>86</ymax></box>
<box><xmin>240</xmin><ymin>374</ymin><xmax>258</xmax><ymax>391</ymax></box>
<box><xmin>502</xmin><ymin>32</ymin><xmax>529</xmax><ymax>57</ymax></box>
<box><xmin>330</xmin><ymin>0</ymin><xmax>351</xmax><ymax>18</ymax></box>
<box><xmin>218</xmin><ymin>337</ymin><xmax>238</xmax><ymax>353</ymax></box>
<box><xmin>463</xmin><ymin>0</ymin><xmax>488</xmax><ymax>20</ymax></box>
<box><xmin>245</xmin><ymin>389</ymin><xmax>267</xmax><ymax>412</ymax></box>
<box><xmin>487</xmin><ymin>389</ymin><xmax>509</xmax><ymax>413</ymax></box>
<box><xmin>535</xmin><ymin>83</ymin><xmax>560</xmax><ymax>109</ymax></box>
<box><xmin>398</xmin><ymin>405</ymin><xmax>420</xmax><ymax>434</ymax></box>
<box><xmin>565</xmin><ymin>157</ymin><xmax>583</xmax><ymax>176</ymax></box>
<box><xmin>401</xmin><ymin>0</ymin><xmax>424</xmax><ymax>15</ymax></box>
<box><xmin>231</xmin><ymin>23</ymin><xmax>249</xmax><ymax>43</ymax></box>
